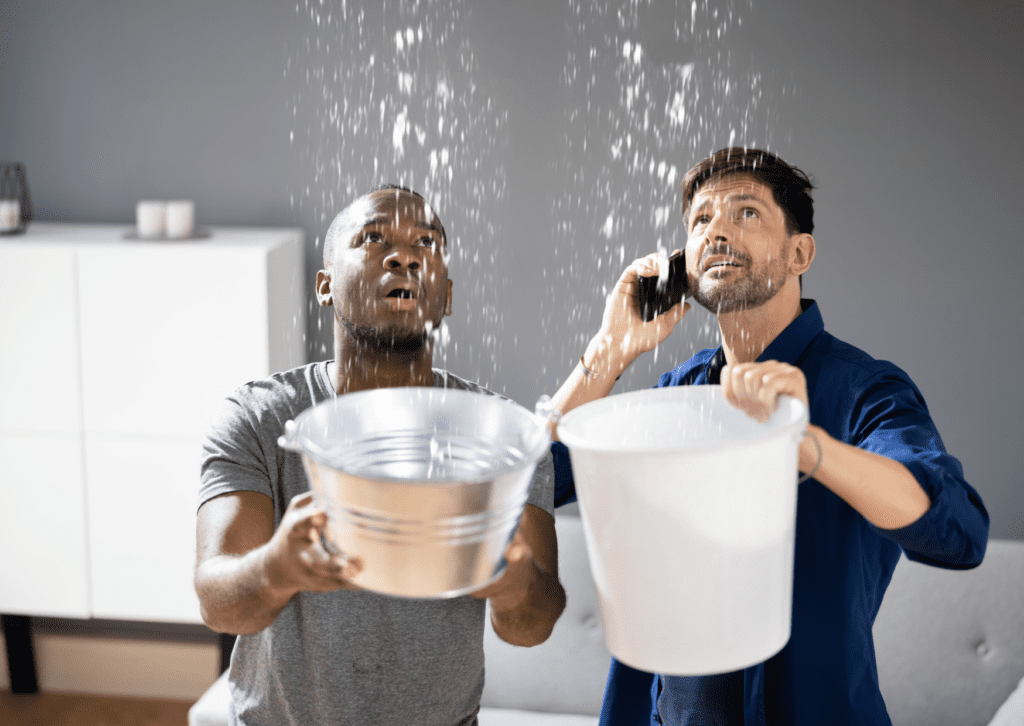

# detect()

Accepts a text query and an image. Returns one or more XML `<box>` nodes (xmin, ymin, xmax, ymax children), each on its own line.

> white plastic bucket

<box><xmin>557</xmin><ymin>385</ymin><xmax>808</xmax><ymax>675</ymax></box>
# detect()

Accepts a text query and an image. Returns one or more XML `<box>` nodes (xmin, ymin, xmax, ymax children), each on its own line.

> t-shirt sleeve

<box><xmin>526</xmin><ymin>448</ymin><xmax>555</xmax><ymax>517</ymax></box>
<box><xmin>847</xmin><ymin>370</ymin><xmax>989</xmax><ymax>568</ymax></box>
<box><xmin>199</xmin><ymin>392</ymin><xmax>274</xmax><ymax>510</ymax></box>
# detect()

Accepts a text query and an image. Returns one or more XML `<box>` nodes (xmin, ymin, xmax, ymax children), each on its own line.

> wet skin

<box><xmin>322</xmin><ymin>188</ymin><xmax>453</xmax><ymax>347</ymax></box>
<box><xmin>684</xmin><ymin>173</ymin><xmax>793</xmax><ymax>315</ymax></box>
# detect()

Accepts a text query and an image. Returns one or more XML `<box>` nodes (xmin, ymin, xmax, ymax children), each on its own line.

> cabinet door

<box><xmin>85</xmin><ymin>437</ymin><xmax>203</xmax><ymax>624</ymax></box>
<box><xmin>0</xmin><ymin>434</ymin><xmax>90</xmax><ymax>617</ymax></box>
<box><xmin>77</xmin><ymin>245</ymin><xmax>269</xmax><ymax>439</ymax></box>
<box><xmin>0</xmin><ymin>244</ymin><xmax>82</xmax><ymax>433</ymax></box>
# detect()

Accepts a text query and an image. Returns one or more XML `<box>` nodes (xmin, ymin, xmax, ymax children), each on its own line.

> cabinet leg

<box><xmin>219</xmin><ymin>633</ymin><xmax>235</xmax><ymax>674</ymax></box>
<box><xmin>1</xmin><ymin>614</ymin><xmax>39</xmax><ymax>694</ymax></box>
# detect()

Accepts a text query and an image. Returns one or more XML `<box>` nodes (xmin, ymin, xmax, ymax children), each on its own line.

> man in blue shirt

<box><xmin>549</xmin><ymin>147</ymin><xmax>989</xmax><ymax>725</ymax></box>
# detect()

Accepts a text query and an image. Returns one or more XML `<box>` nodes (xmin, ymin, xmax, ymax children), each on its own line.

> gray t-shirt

<box><xmin>199</xmin><ymin>362</ymin><xmax>554</xmax><ymax>726</ymax></box>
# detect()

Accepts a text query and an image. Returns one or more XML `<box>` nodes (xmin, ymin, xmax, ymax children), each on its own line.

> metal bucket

<box><xmin>557</xmin><ymin>385</ymin><xmax>808</xmax><ymax>675</ymax></box>
<box><xmin>278</xmin><ymin>387</ymin><xmax>550</xmax><ymax>599</ymax></box>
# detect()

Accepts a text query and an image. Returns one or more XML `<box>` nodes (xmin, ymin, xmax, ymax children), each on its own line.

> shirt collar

<box><xmin>701</xmin><ymin>299</ymin><xmax>823</xmax><ymax>383</ymax></box>
<box><xmin>756</xmin><ymin>298</ymin><xmax>824</xmax><ymax>366</ymax></box>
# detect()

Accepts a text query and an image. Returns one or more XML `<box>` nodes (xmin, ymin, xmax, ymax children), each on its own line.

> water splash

<box><xmin>286</xmin><ymin>0</ymin><xmax>509</xmax><ymax>387</ymax></box>
<box><xmin>546</xmin><ymin>0</ymin><xmax>780</xmax><ymax>391</ymax></box>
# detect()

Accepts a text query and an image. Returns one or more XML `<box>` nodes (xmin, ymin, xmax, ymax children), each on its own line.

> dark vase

<box><xmin>0</xmin><ymin>162</ymin><xmax>33</xmax><ymax>235</ymax></box>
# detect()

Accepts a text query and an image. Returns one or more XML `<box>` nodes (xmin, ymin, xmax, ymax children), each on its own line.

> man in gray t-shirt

<box><xmin>195</xmin><ymin>185</ymin><xmax>565</xmax><ymax>726</ymax></box>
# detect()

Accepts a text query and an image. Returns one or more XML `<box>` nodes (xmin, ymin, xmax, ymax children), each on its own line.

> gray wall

<box><xmin>2</xmin><ymin>0</ymin><xmax>1021</xmax><ymax>539</ymax></box>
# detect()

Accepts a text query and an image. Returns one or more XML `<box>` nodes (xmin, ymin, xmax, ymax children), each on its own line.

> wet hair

<box><xmin>681</xmin><ymin>147</ymin><xmax>815</xmax><ymax>236</ymax></box>
<box><xmin>323</xmin><ymin>184</ymin><xmax>448</xmax><ymax>267</ymax></box>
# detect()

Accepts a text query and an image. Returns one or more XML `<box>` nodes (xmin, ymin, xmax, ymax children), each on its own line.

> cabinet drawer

<box><xmin>0</xmin><ymin>434</ymin><xmax>90</xmax><ymax>617</ymax></box>
<box><xmin>85</xmin><ymin>436</ymin><xmax>204</xmax><ymax>624</ymax></box>
<box><xmin>77</xmin><ymin>245</ymin><xmax>270</xmax><ymax>438</ymax></box>
<box><xmin>0</xmin><ymin>245</ymin><xmax>82</xmax><ymax>433</ymax></box>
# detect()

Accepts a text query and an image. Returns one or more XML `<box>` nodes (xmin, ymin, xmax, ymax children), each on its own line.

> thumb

<box><xmin>662</xmin><ymin>300</ymin><xmax>688</xmax><ymax>329</ymax></box>
<box><xmin>291</xmin><ymin>507</ymin><xmax>328</xmax><ymax>543</ymax></box>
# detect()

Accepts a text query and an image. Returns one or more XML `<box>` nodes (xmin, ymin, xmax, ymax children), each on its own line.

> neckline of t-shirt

<box><xmin>315</xmin><ymin>361</ymin><xmax>448</xmax><ymax>398</ymax></box>
<box><xmin>315</xmin><ymin>360</ymin><xmax>335</xmax><ymax>400</ymax></box>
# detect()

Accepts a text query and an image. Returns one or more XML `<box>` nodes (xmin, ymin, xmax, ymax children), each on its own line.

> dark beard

<box><xmin>692</xmin><ymin>247</ymin><xmax>788</xmax><ymax>314</ymax></box>
<box><xmin>341</xmin><ymin>320</ymin><xmax>428</xmax><ymax>354</ymax></box>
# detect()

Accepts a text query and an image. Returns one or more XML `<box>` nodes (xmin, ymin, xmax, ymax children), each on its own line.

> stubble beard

<box><xmin>341</xmin><ymin>319</ymin><xmax>432</xmax><ymax>354</ymax></box>
<box><xmin>692</xmin><ymin>255</ymin><xmax>789</xmax><ymax>315</ymax></box>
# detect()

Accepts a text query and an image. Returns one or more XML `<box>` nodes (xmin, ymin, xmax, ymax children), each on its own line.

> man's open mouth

<box><xmin>386</xmin><ymin>289</ymin><xmax>414</xmax><ymax>299</ymax></box>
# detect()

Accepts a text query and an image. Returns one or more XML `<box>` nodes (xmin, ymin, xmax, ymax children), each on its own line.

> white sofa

<box><xmin>873</xmin><ymin>536</ymin><xmax>1024</xmax><ymax>726</ymax></box>
<box><xmin>190</xmin><ymin>516</ymin><xmax>1024</xmax><ymax>725</ymax></box>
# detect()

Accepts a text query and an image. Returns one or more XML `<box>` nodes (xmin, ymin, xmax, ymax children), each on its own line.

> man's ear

<box><xmin>315</xmin><ymin>269</ymin><xmax>333</xmax><ymax>307</ymax></box>
<box><xmin>789</xmin><ymin>233</ymin><xmax>815</xmax><ymax>276</ymax></box>
<box><xmin>445</xmin><ymin>279</ymin><xmax>453</xmax><ymax>317</ymax></box>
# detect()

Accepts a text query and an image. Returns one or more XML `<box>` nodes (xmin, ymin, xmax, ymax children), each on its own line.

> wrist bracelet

<box><xmin>579</xmin><ymin>355</ymin><xmax>599</xmax><ymax>379</ymax></box>
<box><xmin>798</xmin><ymin>428</ymin><xmax>823</xmax><ymax>483</ymax></box>
<box><xmin>579</xmin><ymin>355</ymin><xmax>621</xmax><ymax>382</ymax></box>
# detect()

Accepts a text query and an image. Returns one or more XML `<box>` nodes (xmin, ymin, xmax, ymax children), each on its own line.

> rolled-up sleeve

<box><xmin>851</xmin><ymin>372</ymin><xmax>989</xmax><ymax>568</ymax></box>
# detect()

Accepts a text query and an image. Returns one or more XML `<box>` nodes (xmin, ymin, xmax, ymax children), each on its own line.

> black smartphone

<box><xmin>637</xmin><ymin>251</ymin><xmax>688</xmax><ymax>322</ymax></box>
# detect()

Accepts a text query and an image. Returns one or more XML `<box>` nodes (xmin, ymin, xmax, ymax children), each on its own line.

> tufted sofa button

<box><xmin>582</xmin><ymin>614</ymin><xmax>599</xmax><ymax>630</ymax></box>
<box><xmin>976</xmin><ymin>641</ymin><xmax>991</xmax><ymax>657</ymax></box>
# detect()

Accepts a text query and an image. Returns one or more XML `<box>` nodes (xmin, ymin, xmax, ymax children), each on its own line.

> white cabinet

<box><xmin>0</xmin><ymin>224</ymin><xmax>305</xmax><ymax>624</ymax></box>
<box><xmin>0</xmin><ymin>434</ymin><xmax>91</xmax><ymax>617</ymax></box>
<box><xmin>84</xmin><ymin>438</ymin><xmax>206</xmax><ymax>622</ymax></box>
<box><xmin>0</xmin><ymin>240</ymin><xmax>89</xmax><ymax>618</ymax></box>
<box><xmin>0</xmin><ymin>243</ymin><xmax>82</xmax><ymax>432</ymax></box>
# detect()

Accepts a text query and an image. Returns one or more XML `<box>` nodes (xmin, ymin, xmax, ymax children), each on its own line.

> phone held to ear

<box><xmin>637</xmin><ymin>251</ymin><xmax>688</xmax><ymax>322</ymax></box>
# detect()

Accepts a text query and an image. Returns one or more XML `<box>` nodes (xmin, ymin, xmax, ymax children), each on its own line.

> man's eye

<box><xmin>417</xmin><ymin>236</ymin><xmax>437</xmax><ymax>248</ymax></box>
<box><xmin>364</xmin><ymin>232</ymin><xmax>384</xmax><ymax>244</ymax></box>
<box><xmin>693</xmin><ymin>214</ymin><xmax>709</xmax><ymax>227</ymax></box>
<box><xmin>740</xmin><ymin>208</ymin><xmax>758</xmax><ymax>218</ymax></box>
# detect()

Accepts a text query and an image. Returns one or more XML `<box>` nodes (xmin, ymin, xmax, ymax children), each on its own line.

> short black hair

<box><xmin>681</xmin><ymin>147</ymin><xmax>815</xmax><ymax>236</ymax></box>
<box><xmin>366</xmin><ymin>183</ymin><xmax>419</xmax><ymax>196</ymax></box>
<box><xmin>323</xmin><ymin>184</ymin><xmax>448</xmax><ymax>267</ymax></box>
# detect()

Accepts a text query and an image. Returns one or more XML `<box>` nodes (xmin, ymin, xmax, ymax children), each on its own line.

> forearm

<box><xmin>195</xmin><ymin>544</ymin><xmax>295</xmax><ymax>635</ymax></box>
<box><xmin>550</xmin><ymin>333</ymin><xmax>636</xmax><ymax>440</ymax></box>
<box><xmin>801</xmin><ymin>424</ymin><xmax>931</xmax><ymax>530</ymax></box>
<box><xmin>489</xmin><ymin>560</ymin><xmax>567</xmax><ymax>647</ymax></box>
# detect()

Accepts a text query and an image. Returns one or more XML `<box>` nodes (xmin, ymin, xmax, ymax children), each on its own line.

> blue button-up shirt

<box><xmin>552</xmin><ymin>300</ymin><xmax>989</xmax><ymax>725</ymax></box>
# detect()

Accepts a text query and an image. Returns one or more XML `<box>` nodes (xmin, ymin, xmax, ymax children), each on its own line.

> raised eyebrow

<box><xmin>361</xmin><ymin>216</ymin><xmax>441</xmax><ymax>235</ymax></box>
<box><xmin>688</xmin><ymin>200</ymin><xmax>712</xmax><ymax>224</ymax></box>
<box><xmin>361</xmin><ymin>215</ymin><xmax>394</xmax><ymax>229</ymax></box>
<box><xmin>415</xmin><ymin>221</ymin><xmax>443</xmax><ymax>237</ymax></box>
<box><xmin>691</xmin><ymin>199</ymin><xmax>711</xmax><ymax>215</ymax></box>
<box><xmin>728</xmin><ymin>193</ymin><xmax>767</xmax><ymax>206</ymax></box>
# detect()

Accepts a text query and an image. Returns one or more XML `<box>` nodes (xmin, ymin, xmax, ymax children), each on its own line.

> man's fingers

<box><xmin>298</xmin><ymin>545</ymin><xmax>363</xmax><ymax>586</ymax></box>
<box><xmin>618</xmin><ymin>253</ymin><xmax>667</xmax><ymax>290</ymax></box>
<box><xmin>722</xmin><ymin>362</ymin><xmax>807</xmax><ymax>424</ymax></box>
<box><xmin>288</xmin><ymin>508</ymin><xmax>327</xmax><ymax>544</ymax></box>
<box><xmin>338</xmin><ymin>554</ymin><xmax>364</xmax><ymax>580</ymax></box>
<box><xmin>658</xmin><ymin>300</ymin><xmax>688</xmax><ymax>328</ymax></box>
<box><xmin>290</xmin><ymin>490</ymin><xmax>316</xmax><ymax>507</ymax></box>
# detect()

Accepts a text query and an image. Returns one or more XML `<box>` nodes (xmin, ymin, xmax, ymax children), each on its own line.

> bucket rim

<box><xmin>556</xmin><ymin>384</ymin><xmax>809</xmax><ymax>455</ymax></box>
<box><xmin>284</xmin><ymin>386</ymin><xmax>551</xmax><ymax>485</ymax></box>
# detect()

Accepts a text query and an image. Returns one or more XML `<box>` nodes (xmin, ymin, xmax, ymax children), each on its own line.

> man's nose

<box><xmin>704</xmin><ymin>211</ymin><xmax>729</xmax><ymax>243</ymax></box>
<box><xmin>384</xmin><ymin>245</ymin><xmax>420</xmax><ymax>271</ymax></box>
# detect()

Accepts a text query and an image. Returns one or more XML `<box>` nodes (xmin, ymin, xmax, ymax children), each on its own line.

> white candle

<box><xmin>165</xmin><ymin>200</ymin><xmax>195</xmax><ymax>239</ymax></box>
<box><xmin>136</xmin><ymin>201</ymin><xmax>166</xmax><ymax>239</ymax></box>
<box><xmin>0</xmin><ymin>199</ymin><xmax>20</xmax><ymax>232</ymax></box>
